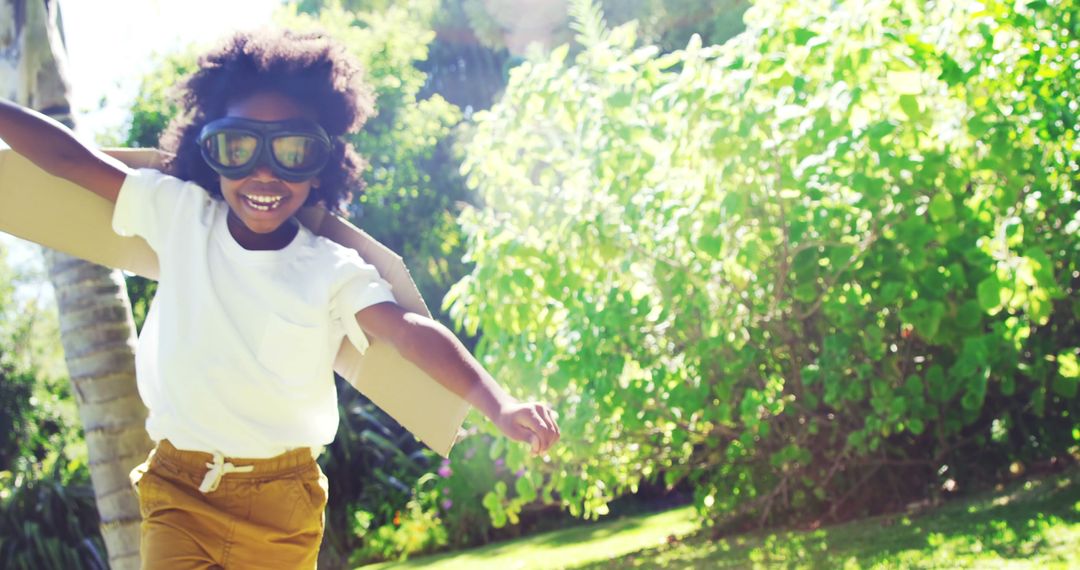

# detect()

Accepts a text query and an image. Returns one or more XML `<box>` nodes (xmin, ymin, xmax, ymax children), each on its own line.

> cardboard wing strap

<box><xmin>0</xmin><ymin>148</ymin><xmax>468</xmax><ymax>457</ymax></box>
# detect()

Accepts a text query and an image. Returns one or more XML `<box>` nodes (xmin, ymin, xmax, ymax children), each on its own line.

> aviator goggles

<box><xmin>198</xmin><ymin>117</ymin><xmax>332</xmax><ymax>183</ymax></box>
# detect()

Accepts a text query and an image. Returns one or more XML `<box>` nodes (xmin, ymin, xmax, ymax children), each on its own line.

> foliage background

<box><xmin>0</xmin><ymin>245</ymin><xmax>103</xmax><ymax>567</ymax></box>
<box><xmin>449</xmin><ymin>0</ymin><xmax>1079</xmax><ymax>536</ymax></box>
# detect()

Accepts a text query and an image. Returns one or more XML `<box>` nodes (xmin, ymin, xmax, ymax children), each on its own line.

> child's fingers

<box><xmin>526</xmin><ymin>405</ymin><xmax>557</xmax><ymax>453</ymax></box>
<box><xmin>511</xmin><ymin>424</ymin><xmax>540</xmax><ymax>453</ymax></box>
<box><xmin>540</xmin><ymin>406</ymin><xmax>560</xmax><ymax>438</ymax></box>
<box><xmin>531</xmin><ymin>405</ymin><xmax>559</xmax><ymax>453</ymax></box>
<box><xmin>517</xmin><ymin>412</ymin><xmax>545</xmax><ymax>454</ymax></box>
<box><xmin>507</xmin><ymin>403</ymin><xmax>560</xmax><ymax>454</ymax></box>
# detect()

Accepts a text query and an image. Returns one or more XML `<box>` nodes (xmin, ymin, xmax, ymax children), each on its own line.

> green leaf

<box><xmin>608</xmin><ymin>91</ymin><xmax>634</xmax><ymax>107</ymax></box>
<box><xmin>1024</xmin><ymin>248</ymin><xmax>1058</xmax><ymax>291</ymax></box>
<box><xmin>880</xmin><ymin>281</ymin><xmax>905</xmax><ymax>304</ymax></box>
<box><xmin>929</xmin><ymin>193</ymin><xmax>955</xmax><ymax>221</ymax></box>
<box><xmin>489</xmin><ymin>437</ymin><xmax>505</xmax><ymax>461</ymax></box>
<box><xmin>899</xmin><ymin>94</ymin><xmax>922</xmax><ymax>121</ymax></box>
<box><xmin>968</xmin><ymin>113</ymin><xmax>995</xmax><ymax>138</ymax></box>
<box><xmin>515</xmin><ymin>475</ymin><xmax>538</xmax><ymax>503</ymax></box>
<box><xmin>1059</xmin><ymin>352</ymin><xmax>1080</xmax><ymax>378</ymax></box>
<box><xmin>793</xmin><ymin>28</ymin><xmax>818</xmax><ymax>46</ymax></box>
<box><xmin>794</xmin><ymin>282</ymin><xmax>818</xmax><ymax>303</ymax></box>
<box><xmin>547</xmin><ymin>43</ymin><xmax>570</xmax><ymax>66</ymax></box>
<box><xmin>1001</xmin><ymin>375</ymin><xmax>1016</xmax><ymax>396</ymax></box>
<box><xmin>1049</xmin><ymin>353</ymin><xmax>1078</xmax><ymax>396</ymax></box>
<box><xmin>921</xmin><ymin>301</ymin><xmax>946</xmax><ymax>340</ymax></box>
<box><xmin>866</xmin><ymin>120</ymin><xmax>898</xmax><ymax>140</ymax></box>
<box><xmin>977</xmin><ymin>274</ymin><xmax>1003</xmax><ymax>312</ymax></box>
<box><xmin>938</xmin><ymin>53</ymin><xmax>968</xmax><ymax>85</ymax></box>
<box><xmin>1051</xmin><ymin>374</ymin><xmax>1077</xmax><ymax>398</ymax></box>
<box><xmin>927</xmin><ymin>365</ymin><xmax>953</xmax><ymax>402</ymax></box>
<box><xmin>698</xmin><ymin>233</ymin><xmax>723</xmax><ymax>258</ymax></box>
<box><xmin>904</xmin><ymin>375</ymin><xmax>923</xmax><ymax>398</ymax></box>
<box><xmin>863</xmin><ymin>327</ymin><xmax>886</xmax><ymax>360</ymax></box>
<box><xmin>956</xmin><ymin>300</ymin><xmax>982</xmax><ymax>330</ymax></box>
<box><xmin>889</xmin><ymin>396</ymin><xmax>908</xmax><ymax>417</ymax></box>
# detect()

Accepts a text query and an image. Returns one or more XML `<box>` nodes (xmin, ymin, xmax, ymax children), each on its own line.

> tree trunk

<box><xmin>0</xmin><ymin>1</ymin><xmax>151</xmax><ymax>569</ymax></box>
<box><xmin>43</xmin><ymin>251</ymin><xmax>150</xmax><ymax>570</ymax></box>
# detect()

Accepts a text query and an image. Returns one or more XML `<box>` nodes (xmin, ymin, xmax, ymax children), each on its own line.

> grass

<box><xmin>358</xmin><ymin>505</ymin><xmax>700</xmax><ymax>570</ymax></box>
<box><xmin>358</xmin><ymin>467</ymin><xmax>1080</xmax><ymax>569</ymax></box>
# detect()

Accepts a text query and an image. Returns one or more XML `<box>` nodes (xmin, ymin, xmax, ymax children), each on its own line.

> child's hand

<box><xmin>494</xmin><ymin>401</ymin><xmax>561</xmax><ymax>456</ymax></box>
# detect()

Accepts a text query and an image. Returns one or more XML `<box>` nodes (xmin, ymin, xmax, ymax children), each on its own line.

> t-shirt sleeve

<box><xmin>112</xmin><ymin>168</ymin><xmax>198</xmax><ymax>252</ymax></box>
<box><xmin>330</xmin><ymin>250</ymin><xmax>397</xmax><ymax>355</ymax></box>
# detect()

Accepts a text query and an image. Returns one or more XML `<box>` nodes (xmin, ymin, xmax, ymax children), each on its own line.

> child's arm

<box><xmin>0</xmin><ymin>98</ymin><xmax>130</xmax><ymax>203</ymax></box>
<box><xmin>356</xmin><ymin>302</ymin><xmax>561</xmax><ymax>455</ymax></box>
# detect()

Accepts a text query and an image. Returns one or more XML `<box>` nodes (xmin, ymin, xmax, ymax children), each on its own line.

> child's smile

<box><xmin>216</xmin><ymin>91</ymin><xmax>322</xmax><ymax>250</ymax></box>
<box><xmin>242</xmin><ymin>192</ymin><xmax>285</xmax><ymax>211</ymax></box>
<box><xmin>235</xmin><ymin>179</ymin><xmax>294</xmax><ymax>216</ymax></box>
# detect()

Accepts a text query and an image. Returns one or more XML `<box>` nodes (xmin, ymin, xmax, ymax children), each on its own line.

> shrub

<box><xmin>431</xmin><ymin>433</ymin><xmax>511</xmax><ymax>545</ymax></box>
<box><xmin>0</xmin><ymin>455</ymin><xmax>105</xmax><ymax>570</ymax></box>
<box><xmin>448</xmin><ymin>0</ymin><xmax>1080</xmax><ymax>529</ymax></box>
<box><xmin>347</xmin><ymin>473</ymin><xmax>448</xmax><ymax>564</ymax></box>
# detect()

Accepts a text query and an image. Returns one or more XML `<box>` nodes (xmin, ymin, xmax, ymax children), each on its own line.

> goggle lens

<box><xmin>271</xmin><ymin>135</ymin><xmax>325</xmax><ymax>169</ymax></box>
<box><xmin>204</xmin><ymin>132</ymin><xmax>258</xmax><ymax>167</ymax></box>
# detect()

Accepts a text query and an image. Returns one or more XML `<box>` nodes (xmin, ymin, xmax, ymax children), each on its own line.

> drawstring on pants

<box><xmin>199</xmin><ymin>453</ymin><xmax>254</xmax><ymax>493</ymax></box>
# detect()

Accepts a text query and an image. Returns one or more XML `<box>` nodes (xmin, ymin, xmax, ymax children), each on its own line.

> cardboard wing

<box><xmin>0</xmin><ymin>147</ymin><xmax>469</xmax><ymax>457</ymax></box>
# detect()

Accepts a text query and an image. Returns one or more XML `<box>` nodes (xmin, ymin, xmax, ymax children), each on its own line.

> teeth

<box><xmin>247</xmin><ymin>194</ymin><xmax>283</xmax><ymax>204</ymax></box>
<box><xmin>243</xmin><ymin>194</ymin><xmax>284</xmax><ymax>212</ymax></box>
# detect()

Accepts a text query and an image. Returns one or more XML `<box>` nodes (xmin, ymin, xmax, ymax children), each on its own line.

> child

<box><xmin>0</xmin><ymin>29</ymin><xmax>559</xmax><ymax>569</ymax></box>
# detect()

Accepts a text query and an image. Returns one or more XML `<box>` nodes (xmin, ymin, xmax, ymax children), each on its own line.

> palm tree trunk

<box><xmin>43</xmin><ymin>251</ymin><xmax>149</xmax><ymax>570</ymax></box>
<box><xmin>1</xmin><ymin>1</ymin><xmax>151</xmax><ymax>568</ymax></box>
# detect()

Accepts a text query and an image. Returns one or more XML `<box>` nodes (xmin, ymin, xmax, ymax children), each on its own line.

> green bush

<box><xmin>0</xmin><ymin>236</ymin><xmax>101</xmax><ymax>570</ymax></box>
<box><xmin>448</xmin><ymin>0</ymin><xmax>1080</xmax><ymax>529</ymax></box>
<box><xmin>432</xmin><ymin>433</ymin><xmax>513</xmax><ymax>544</ymax></box>
<box><xmin>321</xmin><ymin>389</ymin><xmax>436</xmax><ymax>565</ymax></box>
<box><xmin>0</xmin><ymin>458</ymin><xmax>105</xmax><ymax>570</ymax></box>
<box><xmin>0</xmin><ymin>246</ymin><xmax>73</xmax><ymax>469</ymax></box>
<box><xmin>347</xmin><ymin>473</ymin><xmax>448</xmax><ymax>564</ymax></box>
<box><xmin>0</xmin><ymin>354</ymin><xmax>37</xmax><ymax>469</ymax></box>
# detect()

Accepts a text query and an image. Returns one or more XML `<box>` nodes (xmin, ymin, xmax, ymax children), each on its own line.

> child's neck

<box><xmin>226</xmin><ymin>212</ymin><xmax>298</xmax><ymax>251</ymax></box>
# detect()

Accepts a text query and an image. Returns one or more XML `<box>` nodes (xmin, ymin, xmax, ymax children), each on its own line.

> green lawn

<box><xmin>358</xmin><ymin>505</ymin><xmax>701</xmax><ymax>570</ymax></box>
<box><xmin>359</xmin><ymin>467</ymin><xmax>1080</xmax><ymax>569</ymax></box>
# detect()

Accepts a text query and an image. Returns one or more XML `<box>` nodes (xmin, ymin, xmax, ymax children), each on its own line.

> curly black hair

<box><xmin>159</xmin><ymin>29</ymin><xmax>374</xmax><ymax>213</ymax></box>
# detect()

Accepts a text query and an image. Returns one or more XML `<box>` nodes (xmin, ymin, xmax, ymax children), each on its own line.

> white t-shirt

<box><xmin>112</xmin><ymin>168</ymin><xmax>396</xmax><ymax>458</ymax></box>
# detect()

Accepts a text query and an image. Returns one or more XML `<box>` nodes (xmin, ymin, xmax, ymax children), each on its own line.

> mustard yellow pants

<box><xmin>129</xmin><ymin>439</ymin><xmax>327</xmax><ymax>569</ymax></box>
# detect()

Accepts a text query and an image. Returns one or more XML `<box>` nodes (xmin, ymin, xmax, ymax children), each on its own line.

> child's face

<box><xmin>217</xmin><ymin>91</ymin><xmax>321</xmax><ymax>236</ymax></box>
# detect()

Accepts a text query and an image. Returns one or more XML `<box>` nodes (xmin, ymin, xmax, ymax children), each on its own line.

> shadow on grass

<box><xmin>457</xmin><ymin>515</ymin><xmax>654</xmax><ymax>557</ymax></box>
<box><xmin>576</xmin><ymin>469</ymin><xmax>1080</xmax><ymax>569</ymax></box>
<box><xmin>536</xmin><ymin>515</ymin><xmax>652</xmax><ymax>546</ymax></box>
<box><xmin>365</xmin><ymin>507</ymin><xmax>685</xmax><ymax>569</ymax></box>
